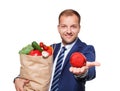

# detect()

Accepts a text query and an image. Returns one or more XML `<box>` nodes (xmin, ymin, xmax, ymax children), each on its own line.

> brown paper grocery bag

<box><xmin>20</xmin><ymin>54</ymin><xmax>53</xmax><ymax>91</ymax></box>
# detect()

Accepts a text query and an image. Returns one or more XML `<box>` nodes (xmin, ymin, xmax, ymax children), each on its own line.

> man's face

<box><xmin>58</xmin><ymin>15</ymin><xmax>80</xmax><ymax>45</ymax></box>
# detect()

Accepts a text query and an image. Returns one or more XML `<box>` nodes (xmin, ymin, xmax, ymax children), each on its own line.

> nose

<box><xmin>66</xmin><ymin>27</ymin><xmax>72</xmax><ymax>33</ymax></box>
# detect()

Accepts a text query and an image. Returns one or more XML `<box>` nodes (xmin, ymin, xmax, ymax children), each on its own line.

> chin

<box><xmin>63</xmin><ymin>39</ymin><xmax>75</xmax><ymax>45</ymax></box>
<box><xmin>62</xmin><ymin>36</ymin><xmax>77</xmax><ymax>45</ymax></box>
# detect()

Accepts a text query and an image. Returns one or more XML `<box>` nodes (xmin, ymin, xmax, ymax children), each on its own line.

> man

<box><xmin>14</xmin><ymin>9</ymin><xmax>100</xmax><ymax>91</ymax></box>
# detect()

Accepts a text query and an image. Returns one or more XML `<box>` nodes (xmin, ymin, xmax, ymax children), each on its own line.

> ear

<box><xmin>78</xmin><ymin>25</ymin><xmax>81</xmax><ymax>33</ymax></box>
<box><xmin>57</xmin><ymin>25</ymin><xmax>60</xmax><ymax>33</ymax></box>
<box><xmin>79</xmin><ymin>25</ymin><xmax>81</xmax><ymax>29</ymax></box>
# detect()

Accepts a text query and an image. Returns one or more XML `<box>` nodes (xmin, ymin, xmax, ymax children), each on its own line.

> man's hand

<box><xmin>14</xmin><ymin>78</ymin><xmax>29</xmax><ymax>91</ymax></box>
<box><xmin>69</xmin><ymin>61</ymin><xmax>100</xmax><ymax>75</ymax></box>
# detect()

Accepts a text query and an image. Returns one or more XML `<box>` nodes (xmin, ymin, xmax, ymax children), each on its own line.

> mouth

<box><xmin>65</xmin><ymin>34</ymin><xmax>73</xmax><ymax>39</ymax></box>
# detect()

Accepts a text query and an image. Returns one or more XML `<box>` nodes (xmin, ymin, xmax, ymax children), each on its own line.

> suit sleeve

<box><xmin>81</xmin><ymin>45</ymin><xmax>96</xmax><ymax>81</ymax></box>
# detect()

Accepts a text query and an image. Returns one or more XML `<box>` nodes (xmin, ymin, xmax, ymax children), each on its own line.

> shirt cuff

<box><xmin>13</xmin><ymin>75</ymin><xmax>20</xmax><ymax>83</ymax></box>
<box><xmin>74</xmin><ymin>70</ymin><xmax>88</xmax><ymax>78</ymax></box>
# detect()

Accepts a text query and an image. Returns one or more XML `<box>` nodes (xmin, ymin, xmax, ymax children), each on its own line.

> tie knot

<box><xmin>61</xmin><ymin>46</ymin><xmax>66</xmax><ymax>53</ymax></box>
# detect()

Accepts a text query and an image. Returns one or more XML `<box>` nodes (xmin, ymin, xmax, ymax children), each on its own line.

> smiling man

<box><xmin>14</xmin><ymin>9</ymin><xmax>100</xmax><ymax>91</ymax></box>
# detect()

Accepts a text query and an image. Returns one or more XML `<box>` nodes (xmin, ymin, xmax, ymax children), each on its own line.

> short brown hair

<box><xmin>58</xmin><ymin>9</ymin><xmax>81</xmax><ymax>24</ymax></box>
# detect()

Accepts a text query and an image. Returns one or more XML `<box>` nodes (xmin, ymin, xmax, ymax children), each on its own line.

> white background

<box><xmin>0</xmin><ymin>0</ymin><xmax>120</xmax><ymax>91</ymax></box>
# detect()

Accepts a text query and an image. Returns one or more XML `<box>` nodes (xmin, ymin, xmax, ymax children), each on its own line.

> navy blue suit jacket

<box><xmin>52</xmin><ymin>38</ymin><xmax>96</xmax><ymax>91</ymax></box>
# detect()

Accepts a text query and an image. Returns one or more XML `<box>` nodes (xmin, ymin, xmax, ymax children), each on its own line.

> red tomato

<box><xmin>29</xmin><ymin>50</ymin><xmax>42</xmax><ymax>56</ymax></box>
<box><xmin>70</xmin><ymin>52</ymin><xmax>86</xmax><ymax>67</ymax></box>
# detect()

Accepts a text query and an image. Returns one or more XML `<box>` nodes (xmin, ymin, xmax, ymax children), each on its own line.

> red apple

<box><xmin>70</xmin><ymin>52</ymin><xmax>86</xmax><ymax>67</ymax></box>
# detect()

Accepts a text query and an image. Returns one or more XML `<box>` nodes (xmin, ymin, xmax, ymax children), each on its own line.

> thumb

<box><xmin>86</xmin><ymin>61</ymin><xmax>101</xmax><ymax>68</ymax></box>
<box><xmin>22</xmin><ymin>79</ymin><xmax>29</xmax><ymax>84</ymax></box>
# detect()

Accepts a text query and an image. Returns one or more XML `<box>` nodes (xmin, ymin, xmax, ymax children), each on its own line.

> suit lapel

<box><xmin>62</xmin><ymin>39</ymin><xmax>85</xmax><ymax>71</ymax></box>
<box><xmin>53</xmin><ymin>43</ymin><xmax>61</xmax><ymax>62</ymax></box>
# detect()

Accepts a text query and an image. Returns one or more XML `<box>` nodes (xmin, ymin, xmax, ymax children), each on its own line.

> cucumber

<box><xmin>32</xmin><ymin>41</ymin><xmax>43</xmax><ymax>52</ymax></box>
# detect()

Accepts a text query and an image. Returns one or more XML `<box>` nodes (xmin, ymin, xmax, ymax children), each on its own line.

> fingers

<box><xmin>23</xmin><ymin>79</ymin><xmax>29</xmax><ymax>84</ymax></box>
<box><xmin>69</xmin><ymin>61</ymin><xmax>100</xmax><ymax>76</ymax></box>
<box><xmin>15</xmin><ymin>84</ymin><xmax>24</xmax><ymax>91</ymax></box>
<box><xmin>86</xmin><ymin>61</ymin><xmax>101</xmax><ymax>68</ymax></box>
<box><xmin>14</xmin><ymin>78</ymin><xmax>29</xmax><ymax>91</ymax></box>
<box><xmin>18</xmin><ymin>88</ymin><xmax>24</xmax><ymax>91</ymax></box>
<box><xmin>69</xmin><ymin>66</ymin><xmax>88</xmax><ymax>75</ymax></box>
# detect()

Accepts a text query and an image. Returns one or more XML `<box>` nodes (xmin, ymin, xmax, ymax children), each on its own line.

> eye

<box><xmin>61</xmin><ymin>25</ymin><xmax>67</xmax><ymax>28</ymax></box>
<box><xmin>71</xmin><ymin>25</ymin><xmax>77</xmax><ymax>29</ymax></box>
<box><xmin>59</xmin><ymin>25</ymin><xmax>67</xmax><ymax>29</ymax></box>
